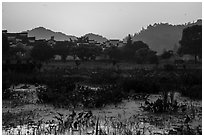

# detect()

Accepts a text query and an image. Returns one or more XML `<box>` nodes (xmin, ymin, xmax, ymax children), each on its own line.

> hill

<box><xmin>84</xmin><ymin>33</ymin><xmax>108</xmax><ymax>43</ymax></box>
<box><xmin>130</xmin><ymin>19</ymin><xmax>202</xmax><ymax>54</ymax></box>
<box><xmin>25</xmin><ymin>27</ymin><xmax>77</xmax><ymax>41</ymax></box>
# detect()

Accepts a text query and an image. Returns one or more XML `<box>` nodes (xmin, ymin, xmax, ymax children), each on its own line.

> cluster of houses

<box><xmin>2</xmin><ymin>30</ymin><xmax>126</xmax><ymax>62</ymax></box>
<box><xmin>3</xmin><ymin>30</ymin><xmax>35</xmax><ymax>61</ymax></box>
<box><xmin>76</xmin><ymin>37</ymin><xmax>125</xmax><ymax>49</ymax></box>
<box><xmin>3</xmin><ymin>30</ymin><xmax>200</xmax><ymax>64</ymax></box>
<box><xmin>52</xmin><ymin>38</ymin><xmax>126</xmax><ymax>61</ymax></box>
<box><xmin>3</xmin><ymin>30</ymin><xmax>35</xmax><ymax>46</ymax></box>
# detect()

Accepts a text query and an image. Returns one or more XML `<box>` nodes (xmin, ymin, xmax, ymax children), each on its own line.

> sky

<box><xmin>2</xmin><ymin>2</ymin><xmax>202</xmax><ymax>40</ymax></box>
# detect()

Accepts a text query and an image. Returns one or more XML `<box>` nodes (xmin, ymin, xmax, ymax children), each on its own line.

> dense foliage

<box><xmin>3</xmin><ymin>66</ymin><xmax>202</xmax><ymax>108</ymax></box>
<box><xmin>31</xmin><ymin>41</ymin><xmax>53</xmax><ymax>62</ymax></box>
<box><xmin>178</xmin><ymin>25</ymin><xmax>202</xmax><ymax>63</ymax></box>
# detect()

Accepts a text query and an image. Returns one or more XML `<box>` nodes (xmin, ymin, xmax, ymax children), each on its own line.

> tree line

<box><xmin>2</xmin><ymin>24</ymin><xmax>202</xmax><ymax>64</ymax></box>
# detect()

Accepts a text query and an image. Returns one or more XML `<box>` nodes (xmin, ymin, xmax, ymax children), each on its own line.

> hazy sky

<box><xmin>2</xmin><ymin>2</ymin><xmax>202</xmax><ymax>39</ymax></box>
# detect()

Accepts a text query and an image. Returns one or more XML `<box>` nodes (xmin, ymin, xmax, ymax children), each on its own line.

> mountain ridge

<box><xmin>130</xmin><ymin>19</ymin><xmax>202</xmax><ymax>54</ymax></box>
<box><xmin>25</xmin><ymin>27</ymin><xmax>108</xmax><ymax>43</ymax></box>
<box><xmin>23</xmin><ymin>19</ymin><xmax>202</xmax><ymax>54</ymax></box>
<box><xmin>25</xmin><ymin>27</ymin><xmax>77</xmax><ymax>41</ymax></box>
<box><xmin>84</xmin><ymin>33</ymin><xmax>108</xmax><ymax>43</ymax></box>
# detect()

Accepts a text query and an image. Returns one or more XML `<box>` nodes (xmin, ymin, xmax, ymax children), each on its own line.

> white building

<box><xmin>54</xmin><ymin>55</ymin><xmax>62</xmax><ymax>61</ymax></box>
<box><xmin>103</xmin><ymin>39</ymin><xmax>125</xmax><ymax>48</ymax></box>
<box><xmin>182</xmin><ymin>54</ymin><xmax>196</xmax><ymax>61</ymax></box>
<box><xmin>66</xmin><ymin>55</ymin><xmax>75</xmax><ymax>61</ymax></box>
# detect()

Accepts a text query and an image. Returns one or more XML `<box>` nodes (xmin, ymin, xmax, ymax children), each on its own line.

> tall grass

<box><xmin>2</xmin><ymin>110</ymin><xmax>201</xmax><ymax>135</ymax></box>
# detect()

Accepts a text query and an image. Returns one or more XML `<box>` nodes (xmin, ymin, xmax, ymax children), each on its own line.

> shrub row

<box><xmin>2</xmin><ymin>69</ymin><xmax>202</xmax><ymax>108</ymax></box>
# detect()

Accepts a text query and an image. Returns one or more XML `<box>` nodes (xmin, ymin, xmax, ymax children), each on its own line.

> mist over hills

<box><xmin>131</xmin><ymin>19</ymin><xmax>202</xmax><ymax>54</ymax></box>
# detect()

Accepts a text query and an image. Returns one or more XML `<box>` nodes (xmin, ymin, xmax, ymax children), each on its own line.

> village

<box><xmin>2</xmin><ymin>2</ymin><xmax>202</xmax><ymax>135</ymax></box>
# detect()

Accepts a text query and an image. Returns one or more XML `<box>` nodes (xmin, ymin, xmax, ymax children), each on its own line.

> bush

<box><xmin>181</xmin><ymin>85</ymin><xmax>202</xmax><ymax>100</ymax></box>
<box><xmin>179</xmin><ymin>70</ymin><xmax>202</xmax><ymax>99</ymax></box>
<box><xmin>89</xmin><ymin>69</ymin><xmax>120</xmax><ymax>84</ymax></box>
<box><xmin>141</xmin><ymin>92</ymin><xmax>179</xmax><ymax>113</ymax></box>
<box><xmin>2</xmin><ymin>89</ymin><xmax>13</xmax><ymax>100</ymax></box>
<box><xmin>163</xmin><ymin>64</ymin><xmax>175</xmax><ymax>71</ymax></box>
<box><xmin>37</xmin><ymin>78</ymin><xmax>76</xmax><ymax>107</ymax></box>
<box><xmin>2</xmin><ymin>80</ymin><xmax>13</xmax><ymax>100</ymax></box>
<box><xmin>122</xmin><ymin>77</ymin><xmax>159</xmax><ymax>94</ymax></box>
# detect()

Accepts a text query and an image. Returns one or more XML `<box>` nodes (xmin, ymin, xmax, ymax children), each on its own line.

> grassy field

<box><xmin>42</xmin><ymin>61</ymin><xmax>201</xmax><ymax>70</ymax></box>
<box><xmin>2</xmin><ymin>94</ymin><xmax>202</xmax><ymax>135</ymax></box>
<box><xmin>2</xmin><ymin>61</ymin><xmax>202</xmax><ymax>135</ymax></box>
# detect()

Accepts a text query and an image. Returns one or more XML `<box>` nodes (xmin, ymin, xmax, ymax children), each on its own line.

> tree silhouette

<box><xmin>9</xmin><ymin>45</ymin><xmax>27</xmax><ymax>59</ymax></box>
<box><xmin>31</xmin><ymin>41</ymin><xmax>53</xmax><ymax>62</ymax></box>
<box><xmin>135</xmin><ymin>48</ymin><xmax>158</xmax><ymax>64</ymax></box>
<box><xmin>123</xmin><ymin>40</ymin><xmax>149</xmax><ymax>61</ymax></box>
<box><xmin>2</xmin><ymin>33</ymin><xmax>9</xmax><ymax>59</ymax></box>
<box><xmin>53</xmin><ymin>41</ymin><xmax>71</xmax><ymax>61</ymax></box>
<box><xmin>126</xmin><ymin>34</ymin><xmax>132</xmax><ymax>47</ymax></box>
<box><xmin>131</xmin><ymin>41</ymin><xmax>149</xmax><ymax>51</ymax></box>
<box><xmin>161</xmin><ymin>50</ymin><xmax>173</xmax><ymax>59</ymax></box>
<box><xmin>74</xmin><ymin>36</ymin><xmax>102</xmax><ymax>60</ymax></box>
<box><xmin>106</xmin><ymin>46</ymin><xmax>121</xmax><ymax>60</ymax></box>
<box><xmin>135</xmin><ymin>48</ymin><xmax>148</xmax><ymax>64</ymax></box>
<box><xmin>75</xmin><ymin>44</ymin><xmax>101</xmax><ymax>60</ymax></box>
<box><xmin>178</xmin><ymin>25</ymin><xmax>202</xmax><ymax>63</ymax></box>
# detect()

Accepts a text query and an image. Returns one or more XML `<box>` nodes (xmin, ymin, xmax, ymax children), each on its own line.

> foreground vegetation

<box><xmin>2</xmin><ymin>98</ymin><xmax>202</xmax><ymax>135</ymax></box>
<box><xmin>3</xmin><ymin>63</ymin><xmax>202</xmax><ymax>103</ymax></box>
<box><xmin>2</xmin><ymin>62</ymin><xmax>202</xmax><ymax>135</ymax></box>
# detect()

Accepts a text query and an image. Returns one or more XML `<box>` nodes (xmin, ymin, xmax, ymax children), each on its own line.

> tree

<box><xmin>31</xmin><ymin>41</ymin><xmax>53</xmax><ymax>62</ymax></box>
<box><xmin>161</xmin><ymin>50</ymin><xmax>173</xmax><ymax>59</ymax></box>
<box><xmin>2</xmin><ymin>33</ymin><xmax>9</xmax><ymax>59</ymax></box>
<box><xmin>9</xmin><ymin>46</ymin><xmax>27</xmax><ymax>59</ymax></box>
<box><xmin>123</xmin><ymin>40</ymin><xmax>150</xmax><ymax>61</ymax></box>
<box><xmin>135</xmin><ymin>48</ymin><xmax>149</xmax><ymax>64</ymax></box>
<box><xmin>105</xmin><ymin>46</ymin><xmax>122</xmax><ymax>60</ymax></box>
<box><xmin>53</xmin><ymin>41</ymin><xmax>71</xmax><ymax>61</ymax></box>
<box><xmin>126</xmin><ymin>34</ymin><xmax>132</xmax><ymax>47</ymax></box>
<box><xmin>178</xmin><ymin>25</ymin><xmax>202</xmax><ymax>63</ymax></box>
<box><xmin>135</xmin><ymin>48</ymin><xmax>158</xmax><ymax>64</ymax></box>
<box><xmin>75</xmin><ymin>44</ymin><xmax>102</xmax><ymax>60</ymax></box>
<box><xmin>74</xmin><ymin>36</ymin><xmax>102</xmax><ymax>60</ymax></box>
<box><xmin>131</xmin><ymin>41</ymin><xmax>149</xmax><ymax>51</ymax></box>
<box><xmin>146</xmin><ymin>50</ymin><xmax>158</xmax><ymax>64</ymax></box>
<box><xmin>75</xmin><ymin>45</ymin><xmax>90</xmax><ymax>60</ymax></box>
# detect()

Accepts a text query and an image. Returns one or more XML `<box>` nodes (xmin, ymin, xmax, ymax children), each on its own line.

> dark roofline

<box><xmin>19</xmin><ymin>32</ymin><xmax>28</xmax><ymax>34</ymax></box>
<box><xmin>28</xmin><ymin>37</ymin><xmax>35</xmax><ymax>40</ymax></box>
<box><xmin>7</xmin><ymin>33</ymin><xmax>18</xmax><ymax>36</ymax></box>
<box><xmin>7</xmin><ymin>33</ymin><xmax>28</xmax><ymax>38</ymax></box>
<box><xmin>109</xmin><ymin>39</ymin><xmax>120</xmax><ymax>41</ymax></box>
<box><xmin>36</xmin><ymin>39</ymin><xmax>46</xmax><ymax>42</ymax></box>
